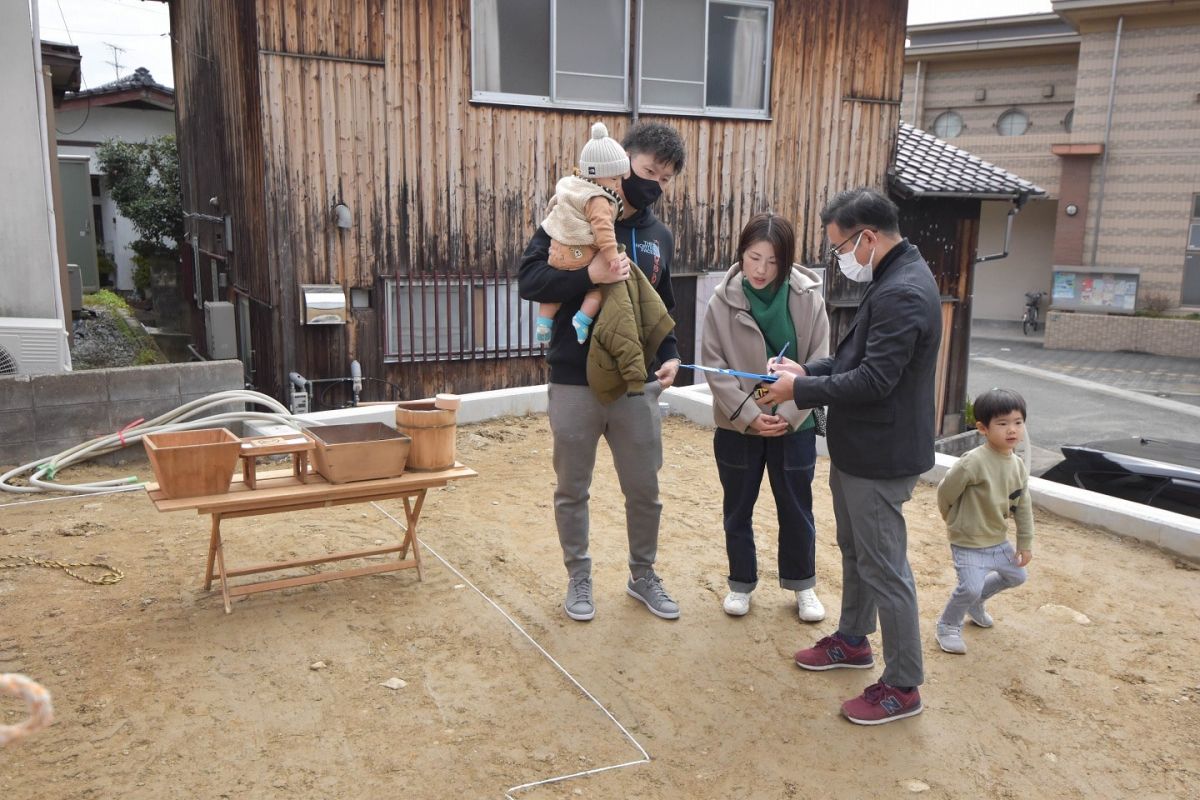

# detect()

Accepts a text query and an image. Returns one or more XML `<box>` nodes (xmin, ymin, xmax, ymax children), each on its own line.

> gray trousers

<box><xmin>939</xmin><ymin>542</ymin><xmax>1028</xmax><ymax>626</ymax></box>
<box><xmin>547</xmin><ymin>381</ymin><xmax>664</xmax><ymax>580</ymax></box>
<box><xmin>829</xmin><ymin>463</ymin><xmax>924</xmax><ymax>688</ymax></box>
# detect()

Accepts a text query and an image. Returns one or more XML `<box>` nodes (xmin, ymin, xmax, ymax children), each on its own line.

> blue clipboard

<box><xmin>679</xmin><ymin>364</ymin><xmax>779</xmax><ymax>383</ymax></box>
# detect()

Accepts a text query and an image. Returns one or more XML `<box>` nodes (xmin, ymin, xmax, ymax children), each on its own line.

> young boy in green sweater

<box><xmin>935</xmin><ymin>388</ymin><xmax>1034</xmax><ymax>654</ymax></box>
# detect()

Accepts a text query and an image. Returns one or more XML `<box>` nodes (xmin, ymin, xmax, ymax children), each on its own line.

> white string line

<box><xmin>370</xmin><ymin>502</ymin><xmax>651</xmax><ymax>798</ymax></box>
<box><xmin>0</xmin><ymin>486</ymin><xmax>142</xmax><ymax>510</ymax></box>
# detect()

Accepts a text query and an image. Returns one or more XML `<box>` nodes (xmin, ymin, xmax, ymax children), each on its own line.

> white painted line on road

<box><xmin>972</xmin><ymin>356</ymin><xmax>1200</xmax><ymax>420</ymax></box>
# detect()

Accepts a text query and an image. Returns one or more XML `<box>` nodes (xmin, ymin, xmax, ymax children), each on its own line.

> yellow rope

<box><xmin>0</xmin><ymin>554</ymin><xmax>124</xmax><ymax>586</ymax></box>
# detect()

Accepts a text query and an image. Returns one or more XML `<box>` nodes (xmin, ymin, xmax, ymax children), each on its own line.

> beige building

<box><xmin>903</xmin><ymin>0</ymin><xmax>1200</xmax><ymax>322</ymax></box>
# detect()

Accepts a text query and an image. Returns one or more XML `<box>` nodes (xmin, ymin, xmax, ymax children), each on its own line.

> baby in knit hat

<box><xmin>536</xmin><ymin>122</ymin><xmax>631</xmax><ymax>344</ymax></box>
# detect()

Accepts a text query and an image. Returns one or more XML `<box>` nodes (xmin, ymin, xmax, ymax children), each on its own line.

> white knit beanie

<box><xmin>578</xmin><ymin>122</ymin><xmax>629</xmax><ymax>179</ymax></box>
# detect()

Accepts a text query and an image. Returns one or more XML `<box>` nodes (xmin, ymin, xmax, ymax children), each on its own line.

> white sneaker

<box><xmin>796</xmin><ymin>589</ymin><xmax>826</xmax><ymax>622</ymax></box>
<box><xmin>723</xmin><ymin>590</ymin><xmax>751</xmax><ymax>616</ymax></box>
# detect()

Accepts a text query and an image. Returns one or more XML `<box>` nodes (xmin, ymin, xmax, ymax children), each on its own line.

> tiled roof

<box><xmin>68</xmin><ymin>67</ymin><xmax>174</xmax><ymax>100</ymax></box>
<box><xmin>890</xmin><ymin>122</ymin><xmax>1045</xmax><ymax>199</ymax></box>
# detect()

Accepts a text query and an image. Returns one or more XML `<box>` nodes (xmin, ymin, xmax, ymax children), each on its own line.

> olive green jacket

<box><xmin>587</xmin><ymin>268</ymin><xmax>675</xmax><ymax>404</ymax></box>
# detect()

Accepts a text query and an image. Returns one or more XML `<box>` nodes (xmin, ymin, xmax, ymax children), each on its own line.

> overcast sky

<box><xmin>35</xmin><ymin>0</ymin><xmax>1055</xmax><ymax>91</ymax></box>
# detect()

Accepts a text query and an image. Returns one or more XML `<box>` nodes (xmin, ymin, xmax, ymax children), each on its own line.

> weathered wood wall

<box><xmin>898</xmin><ymin>197</ymin><xmax>981</xmax><ymax>435</ymax></box>
<box><xmin>172</xmin><ymin>0</ymin><xmax>908</xmax><ymax>401</ymax></box>
<box><xmin>171</xmin><ymin>0</ymin><xmax>276</xmax><ymax>391</ymax></box>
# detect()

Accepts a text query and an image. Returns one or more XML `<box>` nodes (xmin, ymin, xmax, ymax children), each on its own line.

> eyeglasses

<box><xmin>826</xmin><ymin>228</ymin><xmax>873</xmax><ymax>262</ymax></box>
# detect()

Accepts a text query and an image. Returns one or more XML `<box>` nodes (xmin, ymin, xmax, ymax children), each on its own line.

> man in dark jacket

<box><xmin>518</xmin><ymin>122</ymin><xmax>685</xmax><ymax>622</ymax></box>
<box><xmin>760</xmin><ymin>188</ymin><xmax>941</xmax><ymax>725</ymax></box>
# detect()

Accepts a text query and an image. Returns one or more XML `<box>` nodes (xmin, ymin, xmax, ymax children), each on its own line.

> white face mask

<box><xmin>835</xmin><ymin>232</ymin><xmax>874</xmax><ymax>283</ymax></box>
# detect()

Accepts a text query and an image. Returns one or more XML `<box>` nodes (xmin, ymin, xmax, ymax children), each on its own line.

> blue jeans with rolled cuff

<box><xmin>714</xmin><ymin>427</ymin><xmax>817</xmax><ymax>593</ymax></box>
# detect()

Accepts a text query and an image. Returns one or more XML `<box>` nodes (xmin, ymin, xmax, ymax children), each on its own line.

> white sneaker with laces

<box><xmin>796</xmin><ymin>589</ymin><xmax>826</xmax><ymax>622</ymax></box>
<box><xmin>723</xmin><ymin>590</ymin><xmax>751</xmax><ymax>616</ymax></box>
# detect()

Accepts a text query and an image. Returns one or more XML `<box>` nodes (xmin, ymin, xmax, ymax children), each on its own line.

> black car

<box><xmin>1041</xmin><ymin>437</ymin><xmax>1200</xmax><ymax>519</ymax></box>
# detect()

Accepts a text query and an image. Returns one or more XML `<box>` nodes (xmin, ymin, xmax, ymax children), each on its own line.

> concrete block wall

<box><xmin>1044</xmin><ymin>310</ymin><xmax>1200</xmax><ymax>357</ymax></box>
<box><xmin>0</xmin><ymin>361</ymin><xmax>244</xmax><ymax>467</ymax></box>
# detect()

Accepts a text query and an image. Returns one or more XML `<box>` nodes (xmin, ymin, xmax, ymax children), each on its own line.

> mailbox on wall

<box><xmin>300</xmin><ymin>284</ymin><xmax>347</xmax><ymax>325</ymax></box>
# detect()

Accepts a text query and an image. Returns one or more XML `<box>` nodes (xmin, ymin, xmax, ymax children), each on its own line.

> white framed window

<box><xmin>383</xmin><ymin>276</ymin><xmax>539</xmax><ymax>363</ymax></box>
<box><xmin>471</xmin><ymin>0</ymin><xmax>630</xmax><ymax>112</ymax></box>
<box><xmin>996</xmin><ymin>108</ymin><xmax>1030</xmax><ymax>137</ymax></box>
<box><xmin>931</xmin><ymin>110</ymin><xmax>963</xmax><ymax>139</ymax></box>
<box><xmin>639</xmin><ymin>0</ymin><xmax>773</xmax><ymax>119</ymax></box>
<box><xmin>470</xmin><ymin>0</ymin><xmax>774</xmax><ymax>119</ymax></box>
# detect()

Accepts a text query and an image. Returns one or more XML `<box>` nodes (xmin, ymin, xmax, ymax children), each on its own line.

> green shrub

<box><xmin>132</xmin><ymin>256</ymin><xmax>152</xmax><ymax>294</ymax></box>
<box><xmin>963</xmin><ymin>397</ymin><xmax>976</xmax><ymax>429</ymax></box>
<box><xmin>97</xmin><ymin>249</ymin><xmax>117</xmax><ymax>283</ymax></box>
<box><xmin>135</xmin><ymin>348</ymin><xmax>163</xmax><ymax>365</ymax></box>
<box><xmin>95</xmin><ymin>136</ymin><xmax>181</xmax><ymax>260</ymax></box>
<box><xmin>84</xmin><ymin>289</ymin><xmax>130</xmax><ymax>312</ymax></box>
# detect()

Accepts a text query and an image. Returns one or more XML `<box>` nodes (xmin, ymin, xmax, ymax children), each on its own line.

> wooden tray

<box><xmin>306</xmin><ymin>422</ymin><xmax>411</xmax><ymax>484</ymax></box>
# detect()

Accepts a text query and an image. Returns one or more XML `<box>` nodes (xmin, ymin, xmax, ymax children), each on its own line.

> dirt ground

<box><xmin>1</xmin><ymin>414</ymin><xmax>1198</xmax><ymax>799</ymax></box>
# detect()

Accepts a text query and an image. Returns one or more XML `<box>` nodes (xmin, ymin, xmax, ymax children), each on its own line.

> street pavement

<box><xmin>966</xmin><ymin>321</ymin><xmax>1200</xmax><ymax>474</ymax></box>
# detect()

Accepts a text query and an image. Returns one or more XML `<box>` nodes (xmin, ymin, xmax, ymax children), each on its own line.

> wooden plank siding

<box><xmin>897</xmin><ymin>197</ymin><xmax>981</xmax><ymax>435</ymax></box>
<box><xmin>169</xmin><ymin>0</ymin><xmax>908</xmax><ymax>402</ymax></box>
<box><xmin>170</xmin><ymin>0</ymin><xmax>276</xmax><ymax>390</ymax></box>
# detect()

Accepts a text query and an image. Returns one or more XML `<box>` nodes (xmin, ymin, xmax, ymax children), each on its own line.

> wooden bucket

<box><xmin>395</xmin><ymin>400</ymin><xmax>457</xmax><ymax>471</ymax></box>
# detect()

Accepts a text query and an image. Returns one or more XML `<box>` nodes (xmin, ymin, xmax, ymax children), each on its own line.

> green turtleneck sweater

<box><xmin>742</xmin><ymin>278</ymin><xmax>814</xmax><ymax>433</ymax></box>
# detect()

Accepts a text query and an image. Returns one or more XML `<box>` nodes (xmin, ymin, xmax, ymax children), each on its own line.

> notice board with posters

<box><xmin>1050</xmin><ymin>266</ymin><xmax>1140</xmax><ymax>314</ymax></box>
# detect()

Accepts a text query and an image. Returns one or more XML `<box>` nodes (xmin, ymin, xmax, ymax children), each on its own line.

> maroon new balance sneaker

<box><xmin>794</xmin><ymin>635</ymin><xmax>874</xmax><ymax>671</ymax></box>
<box><xmin>841</xmin><ymin>682</ymin><xmax>923</xmax><ymax>725</ymax></box>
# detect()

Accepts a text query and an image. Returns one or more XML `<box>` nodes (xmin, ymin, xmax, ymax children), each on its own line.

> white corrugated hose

<box><xmin>0</xmin><ymin>390</ymin><xmax>312</xmax><ymax>495</ymax></box>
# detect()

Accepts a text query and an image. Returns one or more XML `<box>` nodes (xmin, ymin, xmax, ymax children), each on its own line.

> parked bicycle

<box><xmin>1022</xmin><ymin>291</ymin><xmax>1046</xmax><ymax>335</ymax></box>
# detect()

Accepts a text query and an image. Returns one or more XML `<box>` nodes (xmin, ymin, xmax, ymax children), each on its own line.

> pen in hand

<box><xmin>768</xmin><ymin>342</ymin><xmax>790</xmax><ymax>374</ymax></box>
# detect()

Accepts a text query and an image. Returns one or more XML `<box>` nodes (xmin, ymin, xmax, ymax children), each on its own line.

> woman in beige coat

<box><xmin>701</xmin><ymin>213</ymin><xmax>830</xmax><ymax>619</ymax></box>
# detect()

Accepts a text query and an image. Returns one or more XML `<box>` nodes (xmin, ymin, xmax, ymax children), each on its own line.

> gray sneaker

<box><xmin>967</xmin><ymin>602</ymin><xmax>994</xmax><ymax>628</ymax></box>
<box><xmin>936</xmin><ymin>622</ymin><xmax>967</xmax><ymax>654</ymax></box>
<box><xmin>626</xmin><ymin>571</ymin><xmax>680</xmax><ymax>619</ymax></box>
<box><xmin>564</xmin><ymin>576</ymin><xmax>595</xmax><ymax>621</ymax></box>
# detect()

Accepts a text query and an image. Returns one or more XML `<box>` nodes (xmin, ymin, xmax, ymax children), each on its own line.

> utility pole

<box><xmin>103</xmin><ymin>42</ymin><xmax>127</xmax><ymax>80</ymax></box>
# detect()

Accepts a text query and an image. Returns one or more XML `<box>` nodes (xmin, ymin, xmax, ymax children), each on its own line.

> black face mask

<box><xmin>621</xmin><ymin>171</ymin><xmax>662</xmax><ymax>210</ymax></box>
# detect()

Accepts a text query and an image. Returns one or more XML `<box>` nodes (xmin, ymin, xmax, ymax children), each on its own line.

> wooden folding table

<box><xmin>146</xmin><ymin>464</ymin><xmax>476</xmax><ymax>613</ymax></box>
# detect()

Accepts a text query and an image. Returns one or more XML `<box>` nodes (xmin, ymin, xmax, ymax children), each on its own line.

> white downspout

<box><xmin>1089</xmin><ymin>15</ymin><xmax>1123</xmax><ymax>267</ymax></box>
<box><xmin>28</xmin><ymin>0</ymin><xmax>72</xmax><ymax>370</ymax></box>
<box><xmin>910</xmin><ymin>60</ymin><xmax>922</xmax><ymax>125</ymax></box>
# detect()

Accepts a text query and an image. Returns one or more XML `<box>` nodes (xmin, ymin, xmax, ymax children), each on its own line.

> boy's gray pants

<box><xmin>547</xmin><ymin>381</ymin><xmax>664</xmax><ymax>581</ymax></box>
<box><xmin>939</xmin><ymin>541</ymin><xmax>1028</xmax><ymax>626</ymax></box>
<box><xmin>829</xmin><ymin>463</ymin><xmax>924</xmax><ymax>688</ymax></box>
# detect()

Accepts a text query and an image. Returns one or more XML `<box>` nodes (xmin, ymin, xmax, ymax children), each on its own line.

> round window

<box><xmin>997</xmin><ymin>109</ymin><xmax>1030</xmax><ymax>136</ymax></box>
<box><xmin>931</xmin><ymin>110</ymin><xmax>964</xmax><ymax>139</ymax></box>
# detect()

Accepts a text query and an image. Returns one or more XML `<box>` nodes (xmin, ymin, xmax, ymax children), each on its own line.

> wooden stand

<box><xmin>146</xmin><ymin>464</ymin><xmax>476</xmax><ymax>614</ymax></box>
<box><xmin>238</xmin><ymin>434</ymin><xmax>315</xmax><ymax>490</ymax></box>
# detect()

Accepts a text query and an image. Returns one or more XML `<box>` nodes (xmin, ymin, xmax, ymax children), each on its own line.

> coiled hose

<box><xmin>0</xmin><ymin>390</ymin><xmax>314</xmax><ymax>495</ymax></box>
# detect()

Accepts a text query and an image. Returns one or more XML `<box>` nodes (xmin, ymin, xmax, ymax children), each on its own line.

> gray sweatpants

<box><xmin>547</xmin><ymin>381</ymin><xmax>664</xmax><ymax>581</ymax></box>
<box><xmin>939</xmin><ymin>541</ymin><xmax>1028</xmax><ymax>626</ymax></box>
<box><xmin>830</xmin><ymin>463</ymin><xmax>924</xmax><ymax>688</ymax></box>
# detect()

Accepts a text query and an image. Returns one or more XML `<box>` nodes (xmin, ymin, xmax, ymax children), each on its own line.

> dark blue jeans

<box><xmin>713</xmin><ymin>427</ymin><xmax>817</xmax><ymax>592</ymax></box>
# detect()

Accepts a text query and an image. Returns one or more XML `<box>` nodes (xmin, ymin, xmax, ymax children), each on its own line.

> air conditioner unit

<box><xmin>0</xmin><ymin>317</ymin><xmax>69</xmax><ymax>376</ymax></box>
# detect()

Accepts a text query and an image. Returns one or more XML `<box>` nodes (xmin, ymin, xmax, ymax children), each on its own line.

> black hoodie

<box><xmin>518</xmin><ymin>206</ymin><xmax>680</xmax><ymax>386</ymax></box>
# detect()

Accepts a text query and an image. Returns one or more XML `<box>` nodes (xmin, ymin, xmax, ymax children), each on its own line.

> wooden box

<box><xmin>144</xmin><ymin>428</ymin><xmax>241</xmax><ymax>499</ymax></box>
<box><xmin>307</xmin><ymin>422</ymin><xmax>411</xmax><ymax>484</ymax></box>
